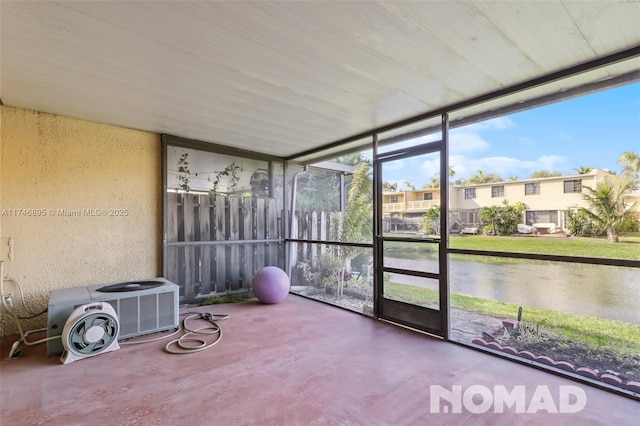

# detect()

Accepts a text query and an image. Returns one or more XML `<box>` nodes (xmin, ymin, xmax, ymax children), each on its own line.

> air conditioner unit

<box><xmin>47</xmin><ymin>278</ymin><xmax>179</xmax><ymax>356</ymax></box>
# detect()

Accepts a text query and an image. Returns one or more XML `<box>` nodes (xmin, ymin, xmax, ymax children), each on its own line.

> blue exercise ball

<box><xmin>253</xmin><ymin>266</ymin><xmax>290</xmax><ymax>304</ymax></box>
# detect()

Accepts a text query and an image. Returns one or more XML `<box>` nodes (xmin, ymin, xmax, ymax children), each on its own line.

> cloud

<box><xmin>465</xmin><ymin>116</ymin><xmax>516</xmax><ymax>131</ymax></box>
<box><xmin>449</xmin><ymin>132</ymin><xmax>490</xmax><ymax>153</ymax></box>
<box><xmin>383</xmin><ymin>159</ymin><xmax>405</xmax><ymax>171</ymax></box>
<box><xmin>517</xmin><ymin>136</ymin><xmax>535</xmax><ymax>146</ymax></box>
<box><xmin>449</xmin><ymin>154</ymin><xmax>567</xmax><ymax>179</ymax></box>
<box><xmin>420</xmin><ymin>157</ymin><xmax>441</xmax><ymax>181</ymax></box>
<box><xmin>559</xmin><ymin>132</ymin><xmax>571</xmax><ymax>140</ymax></box>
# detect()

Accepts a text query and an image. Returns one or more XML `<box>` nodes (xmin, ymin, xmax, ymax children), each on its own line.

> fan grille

<box><xmin>66</xmin><ymin>312</ymin><xmax>119</xmax><ymax>355</ymax></box>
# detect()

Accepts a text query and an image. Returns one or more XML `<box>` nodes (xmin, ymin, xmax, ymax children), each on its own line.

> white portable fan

<box><xmin>60</xmin><ymin>302</ymin><xmax>120</xmax><ymax>364</ymax></box>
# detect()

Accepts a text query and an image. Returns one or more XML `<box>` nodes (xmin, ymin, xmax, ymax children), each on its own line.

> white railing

<box><xmin>383</xmin><ymin>200</ymin><xmax>440</xmax><ymax>213</ymax></box>
<box><xmin>382</xmin><ymin>203</ymin><xmax>405</xmax><ymax>213</ymax></box>
<box><xmin>406</xmin><ymin>200</ymin><xmax>438</xmax><ymax>210</ymax></box>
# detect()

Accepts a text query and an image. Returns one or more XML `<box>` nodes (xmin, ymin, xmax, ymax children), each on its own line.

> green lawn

<box><xmin>386</xmin><ymin>282</ymin><xmax>640</xmax><ymax>354</ymax></box>
<box><xmin>386</xmin><ymin>232</ymin><xmax>640</xmax><ymax>260</ymax></box>
<box><xmin>450</xmin><ymin>233</ymin><xmax>640</xmax><ymax>260</ymax></box>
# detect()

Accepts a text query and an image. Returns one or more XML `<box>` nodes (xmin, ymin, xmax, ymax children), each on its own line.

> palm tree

<box><xmin>618</xmin><ymin>151</ymin><xmax>640</xmax><ymax>174</ymax></box>
<box><xmin>573</xmin><ymin>166</ymin><xmax>592</xmax><ymax>175</ymax></box>
<box><xmin>467</xmin><ymin>170</ymin><xmax>503</xmax><ymax>184</ymax></box>
<box><xmin>382</xmin><ymin>182</ymin><xmax>398</xmax><ymax>192</ymax></box>
<box><xmin>479</xmin><ymin>205</ymin><xmax>501</xmax><ymax>236</ymax></box>
<box><xmin>422</xmin><ymin>175</ymin><xmax>440</xmax><ymax>189</ymax></box>
<box><xmin>580</xmin><ymin>178</ymin><xmax>637</xmax><ymax>242</ymax></box>
<box><xmin>618</xmin><ymin>151</ymin><xmax>640</xmax><ymax>189</ymax></box>
<box><xmin>530</xmin><ymin>170</ymin><xmax>562</xmax><ymax>178</ymax></box>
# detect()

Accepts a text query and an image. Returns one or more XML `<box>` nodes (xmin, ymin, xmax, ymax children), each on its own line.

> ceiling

<box><xmin>2</xmin><ymin>1</ymin><xmax>640</xmax><ymax>160</ymax></box>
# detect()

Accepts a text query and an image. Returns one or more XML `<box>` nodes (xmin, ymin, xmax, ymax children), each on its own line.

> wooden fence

<box><xmin>166</xmin><ymin>192</ymin><xmax>283</xmax><ymax>301</ymax></box>
<box><xmin>165</xmin><ymin>192</ymin><xmax>365</xmax><ymax>301</ymax></box>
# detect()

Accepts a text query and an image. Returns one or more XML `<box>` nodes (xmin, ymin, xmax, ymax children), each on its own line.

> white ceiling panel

<box><xmin>1</xmin><ymin>1</ymin><xmax>639</xmax><ymax>159</ymax></box>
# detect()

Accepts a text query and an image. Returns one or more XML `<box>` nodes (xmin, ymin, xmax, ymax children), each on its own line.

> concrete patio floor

<box><xmin>1</xmin><ymin>294</ymin><xmax>637</xmax><ymax>425</ymax></box>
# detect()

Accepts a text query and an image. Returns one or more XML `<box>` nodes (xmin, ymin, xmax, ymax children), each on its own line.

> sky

<box><xmin>380</xmin><ymin>81</ymin><xmax>640</xmax><ymax>189</ymax></box>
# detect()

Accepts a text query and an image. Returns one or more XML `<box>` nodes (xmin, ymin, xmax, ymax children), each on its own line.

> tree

<box><xmin>176</xmin><ymin>152</ymin><xmax>191</xmax><ymax>192</ymax></box>
<box><xmin>618</xmin><ymin>151</ymin><xmax>640</xmax><ymax>189</ymax></box>
<box><xmin>479</xmin><ymin>205</ymin><xmax>500</xmax><ymax>236</ymax></box>
<box><xmin>479</xmin><ymin>201</ymin><xmax>527</xmax><ymax>236</ymax></box>
<box><xmin>296</xmin><ymin>170</ymin><xmax>341</xmax><ymax>211</ymax></box>
<box><xmin>299</xmin><ymin>163</ymin><xmax>372</xmax><ymax>298</ymax></box>
<box><xmin>573</xmin><ymin>166</ymin><xmax>592</xmax><ymax>175</ymax></box>
<box><xmin>421</xmin><ymin>206</ymin><xmax>440</xmax><ymax>235</ymax></box>
<box><xmin>531</xmin><ymin>170</ymin><xmax>562</xmax><ymax>178</ymax></box>
<box><xmin>403</xmin><ymin>181</ymin><xmax>415</xmax><ymax>190</ymax></box>
<box><xmin>423</xmin><ymin>175</ymin><xmax>440</xmax><ymax>189</ymax></box>
<box><xmin>467</xmin><ymin>170</ymin><xmax>503</xmax><ymax>184</ymax></box>
<box><xmin>618</xmin><ymin>151</ymin><xmax>640</xmax><ymax>174</ymax></box>
<box><xmin>336</xmin><ymin>152</ymin><xmax>371</xmax><ymax>167</ymax></box>
<box><xmin>382</xmin><ymin>182</ymin><xmax>398</xmax><ymax>192</ymax></box>
<box><xmin>580</xmin><ymin>178</ymin><xmax>637</xmax><ymax>242</ymax></box>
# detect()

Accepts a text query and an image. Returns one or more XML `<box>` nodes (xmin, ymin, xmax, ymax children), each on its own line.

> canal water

<box><xmin>385</xmin><ymin>251</ymin><xmax>640</xmax><ymax>324</ymax></box>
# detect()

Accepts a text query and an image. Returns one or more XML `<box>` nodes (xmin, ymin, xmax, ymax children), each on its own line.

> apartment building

<box><xmin>382</xmin><ymin>169</ymin><xmax>636</xmax><ymax>233</ymax></box>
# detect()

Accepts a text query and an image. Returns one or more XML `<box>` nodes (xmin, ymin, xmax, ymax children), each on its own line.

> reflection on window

<box><xmin>525</xmin><ymin>182</ymin><xmax>540</xmax><ymax>195</ymax></box>
<box><xmin>424</xmin><ymin>193</ymin><xmax>433</xmax><ymax>201</ymax></box>
<box><xmin>564</xmin><ymin>179</ymin><xmax>582</xmax><ymax>193</ymax></box>
<box><xmin>464</xmin><ymin>188</ymin><xmax>476</xmax><ymax>199</ymax></box>
<box><xmin>491</xmin><ymin>185</ymin><xmax>504</xmax><ymax>198</ymax></box>
<box><xmin>390</xmin><ymin>195</ymin><xmax>399</xmax><ymax>203</ymax></box>
<box><xmin>526</xmin><ymin>210</ymin><xmax>558</xmax><ymax>226</ymax></box>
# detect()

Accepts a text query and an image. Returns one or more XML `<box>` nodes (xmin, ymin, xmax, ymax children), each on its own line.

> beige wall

<box><xmin>450</xmin><ymin>172</ymin><xmax>615</xmax><ymax>212</ymax></box>
<box><xmin>0</xmin><ymin>106</ymin><xmax>162</xmax><ymax>336</ymax></box>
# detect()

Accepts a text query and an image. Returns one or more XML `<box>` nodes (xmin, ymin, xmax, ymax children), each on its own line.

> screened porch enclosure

<box><xmin>161</xmin><ymin>59</ymin><xmax>640</xmax><ymax>400</ymax></box>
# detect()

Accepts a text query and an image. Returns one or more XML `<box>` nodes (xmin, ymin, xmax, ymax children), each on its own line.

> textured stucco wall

<box><xmin>0</xmin><ymin>106</ymin><xmax>162</xmax><ymax>336</ymax></box>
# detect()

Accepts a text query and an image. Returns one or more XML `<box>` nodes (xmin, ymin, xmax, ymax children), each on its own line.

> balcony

<box><xmin>383</xmin><ymin>202</ymin><xmax>406</xmax><ymax>213</ymax></box>
<box><xmin>406</xmin><ymin>200</ymin><xmax>438</xmax><ymax>211</ymax></box>
<box><xmin>383</xmin><ymin>200</ymin><xmax>439</xmax><ymax>214</ymax></box>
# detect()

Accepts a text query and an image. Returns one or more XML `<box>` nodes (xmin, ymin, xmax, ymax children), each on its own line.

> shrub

<box><xmin>567</xmin><ymin>209</ymin><xmax>592</xmax><ymax>236</ymax></box>
<box><xmin>616</xmin><ymin>214</ymin><xmax>639</xmax><ymax>233</ymax></box>
<box><xmin>479</xmin><ymin>201</ymin><xmax>526</xmax><ymax>236</ymax></box>
<box><xmin>421</xmin><ymin>206</ymin><xmax>440</xmax><ymax>235</ymax></box>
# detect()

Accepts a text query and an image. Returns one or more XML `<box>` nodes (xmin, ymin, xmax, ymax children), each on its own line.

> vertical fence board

<box><xmin>167</xmin><ymin>192</ymin><xmax>179</xmax><ymax>243</ymax></box>
<box><xmin>215</xmin><ymin>195</ymin><xmax>227</xmax><ymax>293</ymax></box>
<box><xmin>176</xmin><ymin>194</ymin><xmax>186</xmax><ymax>297</ymax></box>
<box><xmin>199</xmin><ymin>194</ymin><xmax>212</xmax><ymax>295</ymax></box>
<box><xmin>255</xmin><ymin>197</ymin><xmax>266</xmax><ymax>270</ymax></box>
<box><xmin>166</xmin><ymin>247</ymin><xmax>180</xmax><ymax>290</ymax></box>
<box><xmin>183</xmin><ymin>195</ymin><xmax>196</xmax><ymax>299</ymax></box>
<box><xmin>301</xmin><ymin>211</ymin><xmax>308</xmax><ymax>266</ymax></box>
<box><xmin>311</xmin><ymin>211</ymin><xmax>318</xmax><ymax>267</ymax></box>
<box><xmin>267</xmin><ymin>198</ymin><xmax>279</xmax><ymax>265</ymax></box>
<box><xmin>228</xmin><ymin>196</ymin><xmax>241</xmax><ymax>290</ymax></box>
<box><xmin>241</xmin><ymin>197</ymin><xmax>253</xmax><ymax>289</ymax></box>
<box><xmin>166</xmin><ymin>193</ymin><xmax>180</xmax><ymax>288</ymax></box>
<box><xmin>168</xmin><ymin>189</ymin><xmax>286</xmax><ymax>301</ymax></box>
<box><xmin>277</xmin><ymin>199</ymin><xmax>284</xmax><ymax>269</ymax></box>
<box><xmin>290</xmin><ymin>211</ymin><xmax>299</xmax><ymax>277</ymax></box>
